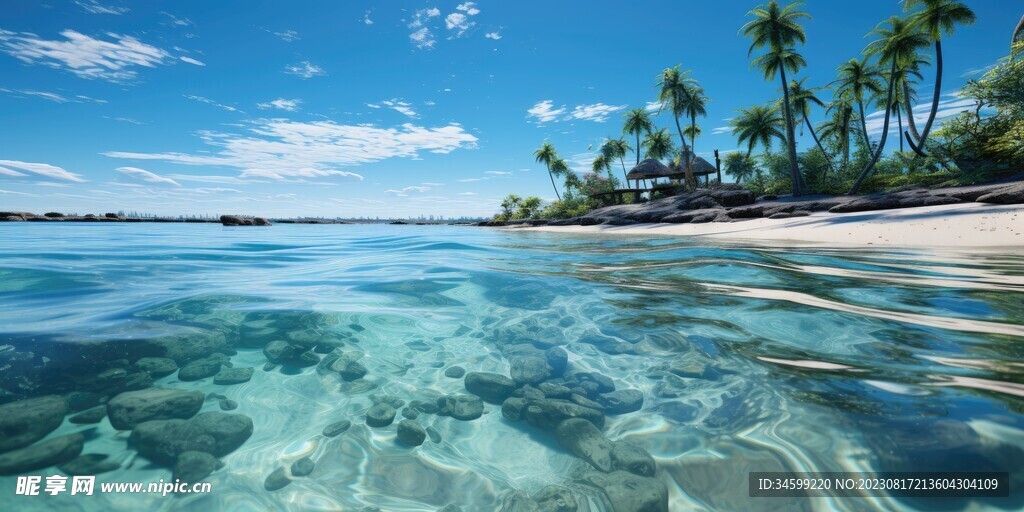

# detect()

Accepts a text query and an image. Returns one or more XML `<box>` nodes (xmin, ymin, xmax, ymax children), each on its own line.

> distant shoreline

<box><xmin>0</xmin><ymin>212</ymin><xmax>482</xmax><ymax>226</ymax></box>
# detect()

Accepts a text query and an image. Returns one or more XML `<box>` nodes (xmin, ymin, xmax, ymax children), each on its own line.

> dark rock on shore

<box><xmin>464</xmin><ymin>372</ymin><xmax>517</xmax><ymax>403</ymax></box>
<box><xmin>366</xmin><ymin>403</ymin><xmax>397</xmax><ymax>427</ymax></box>
<box><xmin>977</xmin><ymin>183</ymin><xmax>1024</xmax><ymax>204</ymax></box>
<box><xmin>59</xmin><ymin>453</ymin><xmax>121</xmax><ymax>475</ymax></box>
<box><xmin>173</xmin><ymin>451</ymin><xmax>222</xmax><ymax>482</ymax></box>
<box><xmin>213</xmin><ymin>367</ymin><xmax>254</xmax><ymax>385</ymax></box>
<box><xmin>107</xmin><ymin>388</ymin><xmax>204</xmax><ymax>430</ymax></box>
<box><xmin>396</xmin><ymin>419</ymin><xmax>426</xmax><ymax>446</ymax></box>
<box><xmin>0</xmin><ymin>433</ymin><xmax>84</xmax><ymax>475</ymax></box>
<box><xmin>220</xmin><ymin>215</ymin><xmax>272</xmax><ymax>227</ymax></box>
<box><xmin>129</xmin><ymin>412</ymin><xmax>253</xmax><ymax>464</ymax></box>
<box><xmin>0</xmin><ymin>395</ymin><xmax>68</xmax><ymax>452</ymax></box>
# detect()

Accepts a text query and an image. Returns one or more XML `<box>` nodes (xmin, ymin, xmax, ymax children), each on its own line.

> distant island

<box><xmin>0</xmin><ymin>211</ymin><xmax>486</xmax><ymax>226</ymax></box>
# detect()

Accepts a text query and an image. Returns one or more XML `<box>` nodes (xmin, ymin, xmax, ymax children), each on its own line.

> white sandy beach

<box><xmin>522</xmin><ymin>202</ymin><xmax>1024</xmax><ymax>248</ymax></box>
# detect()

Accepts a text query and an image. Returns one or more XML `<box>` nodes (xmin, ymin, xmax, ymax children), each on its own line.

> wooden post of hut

<box><xmin>714</xmin><ymin>149</ymin><xmax>722</xmax><ymax>185</ymax></box>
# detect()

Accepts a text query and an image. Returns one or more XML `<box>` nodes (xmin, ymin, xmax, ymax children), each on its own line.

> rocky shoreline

<box><xmin>480</xmin><ymin>180</ymin><xmax>1024</xmax><ymax>228</ymax></box>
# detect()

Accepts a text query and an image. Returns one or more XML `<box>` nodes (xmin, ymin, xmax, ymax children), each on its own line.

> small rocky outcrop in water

<box><xmin>129</xmin><ymin>412</ymin><xmax>254</xmax><ymax>464</ymax></box>
<box><xmin>0</xmin><ymin>434</ymin><xmax>84</xmax><ymax>476</ymax></box>
<box><xmin>106</xmin><ymin>388</ymin><xmax>205</xmax><ymax>430</ymax></box>
<box><xmin>0</xmin><ymin>395</ymin><xmax>68</xmax><ymax>452</ymax></box>
<box><xmin>220</xmin><ymin>215</ymin><xmax>272</xmax><ymax>226</ymax></box>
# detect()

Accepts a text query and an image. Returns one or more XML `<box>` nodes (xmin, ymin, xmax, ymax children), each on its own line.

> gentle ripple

<box><xmin>0</xmin><ymin>223</ymin><xmax>1022</xmax><ymax>511</ymax></box>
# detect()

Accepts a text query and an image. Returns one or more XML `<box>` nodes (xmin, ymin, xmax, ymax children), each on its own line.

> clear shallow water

<box><xmin>0</xmin><ymin>223</ymin><xmax>1022</xmax><ymax>511</ymax></box>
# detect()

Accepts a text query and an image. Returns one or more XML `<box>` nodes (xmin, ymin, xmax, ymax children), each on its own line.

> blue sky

<box><xmin>0</xmin><ymin>0</ymin><xmax>1018</xmax><ymax>218</ymax></box>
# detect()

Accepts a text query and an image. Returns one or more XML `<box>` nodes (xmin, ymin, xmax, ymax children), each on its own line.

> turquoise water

<box><xmin>1</xmin><ymin>223</ymin><xmax>1022</xmax><ymax>511</ymax></box>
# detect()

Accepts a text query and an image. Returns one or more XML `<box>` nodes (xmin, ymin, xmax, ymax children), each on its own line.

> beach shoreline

<box><xmin>513</xmin><ymin>202</ymin><xmax>1024</xmax><ymax>248</ymax></box>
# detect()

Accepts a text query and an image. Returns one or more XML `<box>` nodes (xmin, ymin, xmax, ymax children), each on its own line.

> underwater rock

<box><xmin>0</xmin><ymin>395</ymin><xmax>68</xmax><ymax>452</ymax></box>
<box><xmin>263</xmin><ymin>340</ymin><xmax>318</xmax><ymax>367</ymax></box>
<box><xmin>177</xmin><ymin>356</ymin><xmax>223</xmax><ymax>381</ymax></box>
<box><xmin>173</xmin><ymin>451</ymin><xmax>222</xmax><ymax>482</ymax></box>
<box><xmin>396</xmin><ymin>419</ymin><xmax>426</xmax><ymax>446</ymax></box>
<box><xmin>409</xmin><ymin>399</ymin><xmax>440</xmax><ymax>415</ymax></box>
<box><xmin>371</xmin><ymin>394</ymin><xmax>406</xmax><ymax>409</ymax></box>
<box><xmin>59</xmin><ymin>453</ymin><xmax>120</xmax><ymax>475</ymax></box>
<box><xmin>322</xmin><ymin>420</ymin><xmax>351</xmax><ymax>437</ymax></box>
<box><xmin>611</xmin><ymin>441</ymin><xmax>656</xmax><ymax>477</ymax></box>
<box><xmin>597</xmin><ymin>389</ymin><xmax>644</xmax><ymax>415</ymax></box>
<box><xmin>500</xmin><ymin>490</ymin><xmax>540</xmax><ymax>511</ymax></box>
<box><xmin>401</xmin><ymin>408</ymin><xmax>419</xmax><ymax>420</ymax></box>
<box><xmin>0</xmin><ymin>433</ymin><xmax>84</xmax><ymax>475</ymax></box>
<box><xmin>438</xmin><ymin>505</ymin><xmax>463</xmax><ymax>512</ymax></box>
<box><xmin>264</xmin><ymin>467</ymin><xmax>291</xmax><ymax>491</ymax></box>
<box><xmin>366</xmin><ymin>403</ymin><xmax>397</xmax><ymax>428</ymax></box>
<box><xmin>291</xmin><ymin>456</ymin><xmax>315</xmax><ymax>477</ymax></box>
<box><xmin>437</xmin><ymin>394</ymin><xmax>484</xmax><ymax>421</ymax></box>
<box><xmin>339</xmin><ymin>379</ymin><xmax>377</xmax><ymax>394</ymax></box>
<box><xmin>525</xmin><ymin>399</ymin><xmax>604</xmax><ymax>431</ymax></box>
<box><xmin>129</xmin><ymin>412</ymin><xmax>254</xmax><ymax>464</ymax></box>
<box><xmin>338</xmin><ymin>361</ymin><xmax>368</xmax><ymax>381</ymax></box>
<box><xmin>545</xmin><ymin>348</ymin><xmax>568</xmax><ymax>377</ymax></box>
<box><xmin>313</xmin><ymin>333</ymin><xmax>347</xmax><ymax>354</ymax></box>
<box><xmin>444</xmin><ymin>366</ymin><xmax>466</xmax><ymax>378</ymax></box>
<box><xmin>213</xmin><ymin>367</ymin><xmax>254</xmax><ymax>385</ymax></box>
<box><xmin>510</xmin><ymin>356</ymin><xmax>551</xmax><ymax>386</ymax></box>
<box><xmin>464</xmin><ymin>372</ymin><xmax>517</xmax><ymax>403</ymax></box>
<box><xmin>120</xmin><ymin>372</ymin><xmax>154</xmax><ymax>392</ymax></box>
<box><xmin>569</xmin><ymin>394</ymin><xmax>605</xmax><ymax>412</ymax></box>
<box><xmin>502</xmin><ymin>397</ymin><xmax>528</xmax><ymax>421</ymax></box>
<box><xmin>533</xmin><ymin>485</ymin><xmax>579</xmax><ymax>512</ymax></box>
<box><xmin>69</xmin><ymin>406</ymin><xmax>106</xmax><ymax>424</ymax></box>
<box><xmin>149</xmin><ymin>332</ymin><xmax>229</xmax><ymax>364</ymax></box>
<box><xmin>426</xmin><ymin>427</ymin><xmax>442</xmax><ymax>443</ymax></box>
<box><xmin>107</xmin><ymin>388</ymin><xmax>204</xmax><ymax>430</ymax></box>
<box><xmin>538</xmin><ymin>382</ymin><xmax>572</xmax><ymax>399</ymax></box>
<box><xmin>263</xmin><ymin>362</ymin><xmax>277</xmax><ymax>372</ymax></box>
<box><xmin>555</xmin><ymin>418</ymin><xmax>614</xmax><ymax>472</ymax></box>
<box><xmin>578</xmin><ymin>470</ymin><xmax>668</xmax><ymax>512</ymax></box>
<box><xmin>575</xmin><ymin>373</ymin><xmax>615</xmax><ymax>394</ymax></box>
<box><xmin>218</xmin><ymin>399</ymin><xmax>237</xmax><ymax>411</ymax></box>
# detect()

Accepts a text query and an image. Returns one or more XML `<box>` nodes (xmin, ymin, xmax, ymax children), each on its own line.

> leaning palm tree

<box><xmin>592</xmin><ymin>153</ymin><xmax>611</xmax><ymax>175</ymax></box>
<box><xmin>656</xmin><ymin>66</ymin><xmax>697</xmax><ymax>162</ymax></box>
<box><xmin>623</xmin><ymin>108</ymin><xmax>654</xmax><ymax>166</ymax></box>
<box><xmin>786</xmin><ymin>78</ymin><xmax>835</xmax><ymax>175</ymax></box>
<box><xmin>903</xmin><ymin>0</ymin><xmax>976</xmax><ymax>156</ymax></box>
<box><xmin>1015</xmin><ymin>15</ymin><xmax>1024</xmax><ymax>58</ymax></box>
<box><xmin>850</xmin><ymin>15</ymin><xmax>931</xmax><ymax>194</ymax></box>
<box><xmin>833</xmin><ymin>58</ymin><xmax>885</xmax><ymax>150</ymax></box>
<box><xmin>533</xmin><ymin>142</ymin><xmax>560</xmax><ymax>200</ymax></box>
<box><xmin>731</xmin><ymin>105</ymin><xmax>785</xmax><ymax>158</ymax></box>
<box><xmin>601</xmin><ymin>138</ymin><xmax>632</xmax><ymax>182</ymax></box>
<box><xmin>550</xmin><ymin>158</ymin><xmax>574</xmax><ymax>196</ymax></box>
<box><xmin>742</xmin><ymin>0</ymin><xmax>811</xmax><ymax>195</ymax></box>
<box><xmin>886</xmin><ymin>60</ymin><xmax>925</xmax><ymax>152</ymax></box>
<box><xmin>819</xmin><ymin>99</ymin><xmax>854</xmax><ymax>169</ymax></box>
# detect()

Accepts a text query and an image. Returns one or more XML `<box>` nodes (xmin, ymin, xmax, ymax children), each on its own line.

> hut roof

<box><xmin>669</xmin><ymin>151</ymin><xmax>717</xmax><ymax>177</ymax></box>
<box><xmin>625</xmin><ymin>158</ymin><xmax>672</xmax><ymax>180</ymax></box>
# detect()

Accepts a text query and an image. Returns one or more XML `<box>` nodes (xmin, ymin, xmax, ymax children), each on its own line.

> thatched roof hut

<box><xmin>669</xmin><ymin>150</ymin><xmax>717</xmax><ymax>177</ymax></box>
<box><xmin>626</xmin><ymin>159</ymin><xmax>672</xmax><ymax>181</ymax></box>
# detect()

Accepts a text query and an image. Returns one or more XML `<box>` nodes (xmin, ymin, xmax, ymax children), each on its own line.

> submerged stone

<box><xmin>338</xmin><ymin>361</ymin><xmax>368</xmax><ymax>381</ymax></box>
<box><xmin>464</xmin><ymin>372</ymin><xmax>517</xmax><ymax>403</ymax></box>
<box><xmin>533</xmin><ymin>485</ymin><xmax>579</xmax><ymax>512</ymax></box>
<box><xmin>106</xmin><ymin>388</ymin><xmax>204</xmax><ymax>430</ymax></box>
<box><xmin>500</xmin><ymin>490</ymin><xmax>538</xmax><ymax>512</ymax></box>
<box><xmin>555</xmin><ymin>418</ymin><xmax>614</xmax><ymax>472</ymax></box>
<box><xmin>213</xmin><ymin>367</ymin><xmax>254</xmax><ymax>385</ymax></box>
<box><xmin>575</xmin><ymin>373</ymin><xmax>614</xmax><ymax>393</ymax></box>
<box><xmin>578</xmin><ymin>470</ymin><xmax>668</xmax><ymax>512</ymax></box>
<box><xmin>219</xmin><ymin>399</ymin><xmax>238</xmax><ymax>411</ymax></box>
<box><xmin>366</xmin><ymin>403</ymin><xmax>397</xmax><ymax>427</ymax></box>
<box><xmin>59</xmin><ymin>453</ymin><xmax>121</xmax><ymax>475</ymax></box>
<box><xmin>597</xmin><ymin>389</ymin><xmax>644</xmax><ymax>415</ymax></box>
<box><xmin>611</xmin><ymin>441</ymin><xmax>656</xmax><ymax>477</ymax></box>
<box><xmin>538</xmin><ymin>382</ymin><xmax>572</xmax><ymax>399</ymax></box>
<box><xmin>437</xmin><ymin>394</ymin><xmax>484</xmax><ymax>421</ymax></box>
<box><xmin>0</xmin><ymin>395</ymin><xmax>67</xmax><ymax>452</ymax></box>
<box><xmin>291</xmin><ymin>456</ymin><xmax>315</xmax><ymax>477</ymax></box>
<box><xmin>502</xmin><ymin>397</ymin><xmax>528</xmax><ymax>422</ymax></box>
<box><xmin>69</xmin><ymin>406</ymin><xmax>106</xmax><ymax>424</ymax></box>
<box><xmin>134</xmin><ymin>357</ymin><xmax>178</xmax><ymax>378</ymax></box>
<box><xmin>322</xmin><ymin>420</ymin><xmax>352</xmax><ymax>437</ymax></box>
<box><xmin>444</xmin><ymin>366</ymin><xmax>466</xmax><ymax>378</ymax></box>
<box><xmin>396</xmin><ymin>419</ymin><xmax>426</xmax><ymax>446</ymax></box>
<box><xmin>264</xmin><ymin>467</ymin><xmax>291</xmax><ymax>491</ymax></box>
<box><xmin>129</xmin><ymin>412</ymin><xmax>254</xmax><ymax>464</ymax></box>
<box><xmin>546</xmin><ymin>349</ymin><xmax>568</xmax><ymax>377</ymax></box>
<box><xmin>525</xmin><ymin>399</ymin><xmax>604</xmax><ymax>431</ymax></box>
<box><xmin>510</xmin><ymin>356</ymin><xmax>551</xmax><ymax>386</ymax></box>
<box><xmin>0</xmin><ymin>433</ymin><xmax>83</xmax><ymax>476</ymax></box>
<box><xmin>177</xmin><ymin>356</ymin><xmax>223</xmax><ymax>381</ymax></box>
<box><xmin>173</xmin><ymin>451</ymin><xmax>222</xmax><ymax>482</ymax></box>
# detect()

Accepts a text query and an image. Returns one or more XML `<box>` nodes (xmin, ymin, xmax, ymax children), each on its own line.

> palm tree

<box><xmin>656</xmin><ymin>66</ymin><xmax>697</xmax><ymax>167</ymax></box>
<box><xmin>679</xmin><ymin>86</ymin><xmax>709</xmax><ymax>179</ymax></box>
<box><xmin>550</xmin><ymin>158</ymin><xmax>576</xmax><ymax>195</ymax></box>
<box><xmin>886</xmin><ymin>60</ymin><xmax>924</xmax><ymax>152</ymax></box>
<box><xmin>731</xmin><ymin>105</ymin><xmax>785</xmax><ymax>158</ymax></box>
<box><xmin>786</xmin><ymin>78</ymin><xmax>835</xmax><ymax>175</ymax></box>
<box><xmin>642</xmin><ymin>128</ymin><xmax>675</xmax><ymax>161</ymax></box>
<box><xmin>592</xmin><ymin>154</ymin><xmax>611</xmax><ymax>175</ymax></box>
<box><xmin>1015</xmin><ymin>15</ymin><xmax>1024</xmax><ymax>57</ymax></box>
<box><xmin>533</xmin><ymin>142</ymin><xmax>560</xmax><ymax>200</ymax></box>
<box><xmin>833</xmin><ymin>58</ymin><xmax>885</xmax><ymax>150</ymax></box>
<box><xmin>623</xmin><ymin>108</ymin><xmax>654</xmax><ymax>166</ymax></box>
<box><xmin>819</xmin><ymin>99</ymin><xmax>855</xmax><ymax>169</ymax></box>
<box><xmin>742</xmin><ymin>0</ymin><xmax>811</xmax><ymax>195</ymax></box>
<box><xmin>601</xmin><ymin>138</ymin><xmax>632</xmax><ymax>182</ymax></box>
<box><xmin>903</xmin><ymin>0</ymin><xmax>976</xmax><ymax>156</ymax></box>
<box><xmin>850</xmin><ymin>15</ymin><xmax>931</xmax><ymax>194</ymax></box>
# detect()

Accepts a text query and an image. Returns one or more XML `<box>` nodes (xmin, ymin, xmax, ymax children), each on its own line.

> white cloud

<box><xmin>0</xmin><ymin>29</ymin><xmax>173</xmax><ymax>82</ymax></box>
<box><xmin>485</xmin><ymin>32</ymin><xmax>502</xmax><ymax>40</ymax></box>
<box><xmin>76</xmin><ymin>0</ymin><xmax>129</xmax><ymax>15</ymax></box>
<box><xmin>103</xmin><ymin>116</ymin><xmax>143</xmax><ymax>125</ymax></box>
<box><xmin>368</xmin><ymin>99</ymin><xmax>417</xmax><ymax>118</ymax></box>
<box><xmin>712</xmin><ymin>126</ymin><xmax>732</xmax><ymax>135</ymax></box>
<box><xmin>409</xmin><ymin>27</ymin><xmax>436</xmax><ymax>49</ymax></box>
<box><xmin>484</xmin><ymin>171</ymin><xmax>512</xmax><ymax>175</ymax></box>
<box><xmin>184</xmin><ymin>95</ymin><xmax>244</xmax><ymax>113</ymax></box>
<box><xmin>274</xmin><ymin>30</ymin><xmax>300</xmax><ymax>42</ymax></box>
<box><xmin>0</xmin><ymin>188</ymin><xmax>37</xmax><ymax>196</ymax></box>
<box><xmin>179</xmin><ymin>56</ymin><xmax>205</xmax><ymax>66</ymax></box>
<box><xmin>160</xmin><ymin>12</ymin><xmax>194</xmax><ymax>28</ymax></box>
<box><xmin>257</xmin><ymin>98</ymin><xmax>302</xmax><ymax>111</ymax></box>
<box><xmin>0</xmin><ymin>87</ymin><xmax>106</xmax><ymax>104</ymax></box>
<box><xmin>457</xmin><ymin>191</ymin><xmax>477</xmax><ymax>195</ymax></box>
<box><xmin>363</xmin><ymin>12</ymin><xmax>374</xmax><ymax>25</ymax></box>
<box><xmin>527</xmin><ymin>100</ymin><xmax>566</xmax><ymax>124</ymax></box>
<box><xmin>103</xmin><ymin>119</ymin><xmax>479</xmax><ymax>182</ymax></box>
<box><xmin>864</xmin><ymin>95</ymin><xmax>981</xmax><ymax>137</ymax></box>
<box><xmin>569</xmin><ymin>103</ymin><xmax>627</xmax><ymax>123</ymax></box>
<box><xmin>384</xmin><ymin>185</ymin><xmax>431</xmax><ymax>196</ymax></box>
<box><xmin>116</xmin><ymin>166</ymin><xmax>181</xmax><ymax>186</ymax></box>
<box><xmin>284</xmin><ymin>61</ymin><xmax>325</xmax><ymax>79</ymax></box>
<box><xmin>456</xmin><ymin>177</ymin><xmax>488</xmax><ymax>182</ymax></box>
<box><xmin>456</xmin><ymin>2</ymin><xmax>480</xmax><ymax>16</ymax></box>
<box><xmin>0</xmin><ymin>160</ymin><xmax>85</xmax><ymax>182</ymax></box>
<box><xmin>645</xmin><ymin>101</ymin><xmax>663</xmax><ymax>112</ymax></box>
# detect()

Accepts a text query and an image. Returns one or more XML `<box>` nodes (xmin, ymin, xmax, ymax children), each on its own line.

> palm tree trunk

<box><xmin>778</xmin><ymin>65</ymin><xmax>804</xmax><ymax>196</ymax></box>
<box><xmin>857</xmin><ymin>100</ymin><xmax>872</xmax><ymax>150</ymax></box>
<box><xmin>896</xmin><ymin>104</ymin><xmax>904</xmax><ymax>152</ymax></box>
<box><xmin>908</xmin><ymin>39</ymin><xmax>943</xmax><ymax>157</ymax></box>
<box><xmin>849</xmin><ymin>60</ymin><xmax>898</xmax><ymax>195</ymax></box>
<box><xmin>635</xmin><ymin>133</ymin><xmax>641</xmax><ymax>166</ymax></box>
<box><xmin>619</xmin><ymin>157</ymin><xmax>628</xmax><ymax>183</ymax></box>
<box><xmin>902</xmin><ymin>81</ymin><xmax>922</xmax><ymax>143</ymax></box>
<box><xmin>547</xmin><ymin>163</ymin><xmax>560</xmax><ymax>201</ymax></box>
<box><xmin>804</xmin><ymin>115</ymin><xmax>836</xmax><ymax>177</ymax></box>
